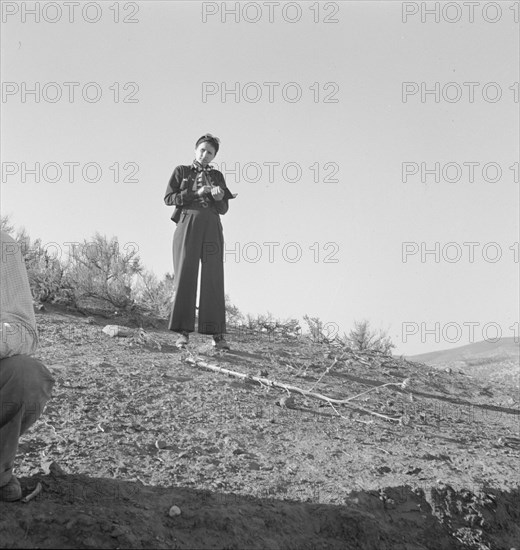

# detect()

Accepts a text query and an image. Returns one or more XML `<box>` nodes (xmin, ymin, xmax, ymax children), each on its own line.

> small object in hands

<box><xmin>168</xmin><ymin>505</ymin><xmax>181</xmax><ymax>517</ymax></box>
<box><xmin>198</xmin><ymin>185</ymin><xmax>212</xmax><ymax>207</ymax></box>
<box><xmin>211</xmin><ymin>186</ymin><xmax>225</xmax><ymax>201</ymax></box>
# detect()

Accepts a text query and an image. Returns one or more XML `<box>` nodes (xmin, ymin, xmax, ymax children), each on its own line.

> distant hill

<box><xmin>407</xmin><ymin>337</ymin><xmax>520</xmax><ymax>387</ymax></box>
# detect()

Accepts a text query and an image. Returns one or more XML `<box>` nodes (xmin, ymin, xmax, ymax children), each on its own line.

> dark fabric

<box><xmin>164</xmin><ymin>164</ymin><xmax>235</xmax><ymax>218</ymax></box>
<box><xmin>168</xmin><ymin>208</ymin><xmax>226</xmax><ymax>335</ymax></box>
<box><xmin>0</xmin><ymin>355</ymin><xmax>54</xmax><ymax>486</ymax></box>
<box><xmin>166</xmin><ymin>164</ymin><xmax>234</xmax><ymax>335</ymax></box>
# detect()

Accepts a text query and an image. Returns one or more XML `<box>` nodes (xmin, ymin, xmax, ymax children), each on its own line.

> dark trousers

<box><xmin>168</xmin><ymin>208</ymin><xmax>226</xmax><ymax>335</ymax></box>
<box><xmin>0</xmin><ymin>355</ymin><xmax>54</xmax><ymax>486</ymax></box>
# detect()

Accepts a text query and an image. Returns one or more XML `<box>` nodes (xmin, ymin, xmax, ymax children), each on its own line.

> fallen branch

<box><xmin>185</xmin><ymin>355</ymin><xmax>407</xmax><ymax>422</ymax></box>
<box><xmin>21</xmin><ymin>482</ymin><xmax>42</xmax><ymax>503</ymax></box>
<box><xmin>308</xmin><ymin>358</ymin><xmax>338</xmax><ymax>392</ymax></box>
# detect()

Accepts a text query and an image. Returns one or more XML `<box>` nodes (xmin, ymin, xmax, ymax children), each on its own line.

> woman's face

<box><xmin>195</xmin><ymin>141</ymin><xmax>217</xmax><ymax>166</ymax></box>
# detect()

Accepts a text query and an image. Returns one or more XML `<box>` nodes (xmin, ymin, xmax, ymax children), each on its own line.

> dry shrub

<box><xmin>342</xmin><ymin>319</ymin><xmax>395</xmax><ymax>355</ymax></box>
<box><xmin>132</xmin><ymin>270</ymin><xmax>175</xmax><ymax>319</ymax></box>
<box><xmin>65</xmin><ymin>233</ymin><xmax>142</xmax><ymax>311</ymax></box>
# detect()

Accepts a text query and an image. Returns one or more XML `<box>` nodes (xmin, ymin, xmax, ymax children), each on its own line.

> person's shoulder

<box><xmin>170</xmin><ymin>165</ymin><xmax>192</xmax><ymax>180</ymax></box>
<box><xmin>0</xmin><ymin>230</ymin><xmax>15</xmax><ymax>244</ymax></box>
<box><xmin>0</xmin><ymin>231</ymin><xmax>20</xmax><ymax>265</ymax></box>
<box><xmin>208</xmin><ymin>167</ymin><xmax>225</xmax><ymax>180</ymax></box>
<box><xmin>173</xmin><ymin>165</ymin><xmax>191</xmax><ymax>173</ymax></box>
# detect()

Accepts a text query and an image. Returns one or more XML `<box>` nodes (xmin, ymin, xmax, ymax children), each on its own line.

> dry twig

<box><xmin>21</xmin><ymin>482</ymin><xmax>42</xmax><ymax>503</ymax></box>
<box><xmin>308</xmin><ymin>358</ymin><xmax>338</xmax><ymax>392</ymax></box>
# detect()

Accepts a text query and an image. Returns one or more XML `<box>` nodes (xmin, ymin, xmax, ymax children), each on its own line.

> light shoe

<box><xmin>212</xmin><ymin>335</ymin><xmax>230</xmax><ymax>350</ymax></box>
<box><xmin>0</xmin><ymin>476</ymin><xmax>22</xmax><ymax>502</ymax></box>
<box><xmin>176</xmin><ymin>332</ymin><xmax>189</xmax><ymax>349</ymax></box>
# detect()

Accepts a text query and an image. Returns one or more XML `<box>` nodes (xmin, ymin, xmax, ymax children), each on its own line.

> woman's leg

<box><xmin>168</xmin><ymin>213</ymin><xmax>201</xmax><ymax>333</ymax></box>
<box><xmin>198</xmin><ymin>215</ymin><xmax>226</xmax><ymax>335</ymax></box>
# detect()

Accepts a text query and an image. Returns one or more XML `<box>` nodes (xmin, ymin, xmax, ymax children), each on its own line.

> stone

<box><xmin>102</xmin><ymin>325</ymin><xmax>132</xmax><ymax>337</ymax></box>
<box><xmin>168</xmin><ymin>505</ymin><xmax>181</xmax><ymax>517</ymax></box>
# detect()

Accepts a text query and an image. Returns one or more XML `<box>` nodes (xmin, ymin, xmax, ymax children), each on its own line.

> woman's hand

<box><xmin>211</xmin><ymin>186</ymin><xmax>225</xmax><ymax>201</ymax></box>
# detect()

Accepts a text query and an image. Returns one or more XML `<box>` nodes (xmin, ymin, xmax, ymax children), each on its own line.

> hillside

<box><xmin>1</xmin><ymin>305</ymin><xmax>519</xmax><ymax>549</ymax></box>
<box><xmin>408</xmin><ymin>338</ymin><xmax>520</xmax><ymax>389</ymax></box>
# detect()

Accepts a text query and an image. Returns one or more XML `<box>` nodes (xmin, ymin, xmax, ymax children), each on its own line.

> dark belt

<box><xmin>182</xmin><ymin>203</ymin><xmax>215</xmax><ymax>211</ymax></box>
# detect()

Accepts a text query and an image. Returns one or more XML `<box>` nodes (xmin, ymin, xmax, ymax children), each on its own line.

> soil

<box><xmin>1</xmin><ymin>305</ymin><xmax>519</xmax><ymax>549</ymax></box>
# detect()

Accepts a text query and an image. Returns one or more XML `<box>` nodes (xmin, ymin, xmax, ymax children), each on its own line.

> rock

<box><xmin>401</xmin><ymin>378</ymin><xmax>411</xmax><ymax>389</ymax></box>
<box><xmin>168</xmin><ymin>505</ymin><xmax>181</xmax><ymax>517</ymax></box>
<box><xmin>102</xmin><ymin>325</ymin><xmax>132</xmax><ymax>337</ymax></box>
<box><xmin>41</xmin><ymin>460</ymin><xmax>67</xmax><ymax>477</ymax></box>
<box><xmin>278</xmin><ymin>395</ymin><xmax>296</xmax><ymax>409</ymax></box>
<box><xmin>155</xmin><ymin>439</ymin><xmax>167</xmax><ymax>450</ymax></box>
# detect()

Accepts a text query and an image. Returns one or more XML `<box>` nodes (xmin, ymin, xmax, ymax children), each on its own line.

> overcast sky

<box><xmin>1</xmin><ymin>1</ymin><xmax>518</xmax><ymax>355</ymax></box>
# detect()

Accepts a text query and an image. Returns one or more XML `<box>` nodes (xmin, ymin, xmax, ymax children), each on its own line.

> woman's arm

<box><xmin>164</xmin><ymin>166</ymin><xmax>197</xmax><ymax>206</ymax></box>
<box><xmin>214</xmin><ymin>198</ymin><xmax>229</xmax><ymax>215</ymax></box>
<box><xmin>209</xmin><ymin>170</ymin><xmax>233</xmax><ymax>215</ymax></box>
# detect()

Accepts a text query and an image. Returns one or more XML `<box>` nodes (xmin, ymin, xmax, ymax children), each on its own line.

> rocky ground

<box><xmin>1</xmin><ymin>305</ymin><xmax>519</xmax><ymax>549</ymax></box>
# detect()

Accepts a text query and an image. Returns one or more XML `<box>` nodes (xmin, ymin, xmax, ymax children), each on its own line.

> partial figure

<box><xmin>164</xmin><ymin>134</ymin><xmax>236</xmax><ymax>350</ymax></box>
<box><xmin>0</xmin><ymin>230</ymin><xmax>54</xmax><ymax>501</ymax></box>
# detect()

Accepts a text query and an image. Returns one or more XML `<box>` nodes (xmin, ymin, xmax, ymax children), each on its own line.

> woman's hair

<box><xmin>195</xmin><ymin>133</ymin><xmax>220</xmax><ymax>154</ymax></box>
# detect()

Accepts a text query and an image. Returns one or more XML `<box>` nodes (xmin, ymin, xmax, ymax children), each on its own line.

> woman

<box><xmin>164</xmin><ymin>134</ymin><xmax>235</xmax><ymax>350</ymax></box>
